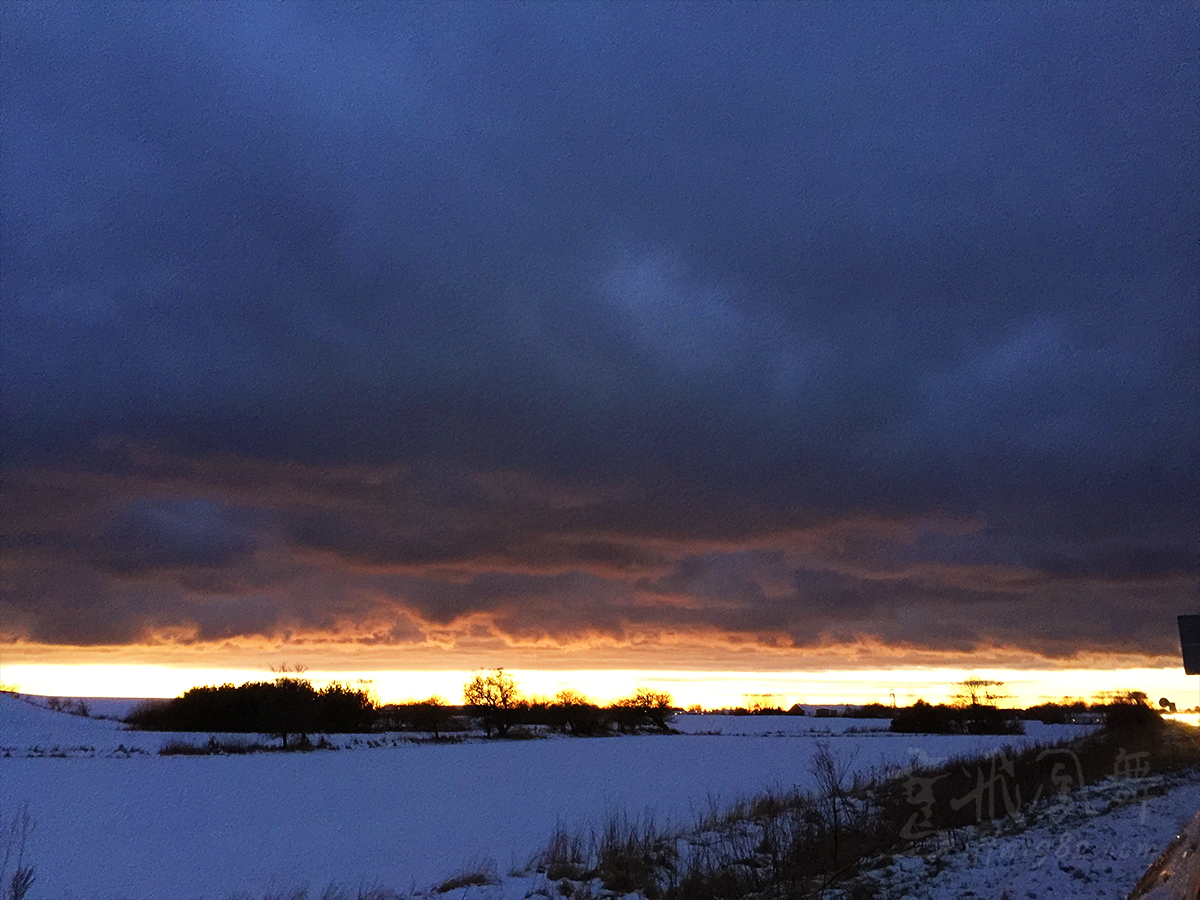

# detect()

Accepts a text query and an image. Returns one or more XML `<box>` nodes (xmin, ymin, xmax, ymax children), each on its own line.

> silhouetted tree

<box><xmin>549</xmin><ymin>688</ymin><xmax>604</xmax><ymax>735</ymax></box>
<box><xmin>314</xmin><ymin>681</ymin><xmax>376</xmax><ymax>734</ymax></box>
<box><xmin>889</xmin><ymin>699</ymin><xmax>956</xmax><ymax>734</ymax></box>
<box><xmin>263</xmin><ymin>677</ymin><xmax>319</xmax><ymax>748</ymax></box>
<box><xmin>950</xmin><ymin>677</ymin><xmax>1007</xmax><ymax>709</ymax></box>
<box><xmin>409</xmin><ymin>696</ymin><xmax>450</xmax><ymax>738</ymax></box>
<box><xmin>464</xmin><ymin>669</ymin><xmax>521</xmax><ymax>737</ymax></box>
<box><xmin>612</xmin><ymin>687</ymin><xmax>675</xmax><ymax>732</ymax></box>
<box><xmin>949</xmin><ymin>677</ymin><xmax>1020</xmax><ymax>735</ymax></box>
<box><xmin>123</xmin><ymin>677</ymin><xmax>376</xmax><ymax>748</ymax></box>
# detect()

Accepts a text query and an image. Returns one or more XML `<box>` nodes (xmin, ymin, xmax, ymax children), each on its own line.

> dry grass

<box><xmin>534</xmin><ymin>718</ymin><xmax>1200</xmax><ymax>900</ymax></box>
<box><xmin>434</xmin><ymin>857</ymin><xmax>499</xmax><ymax>893</ymax></box>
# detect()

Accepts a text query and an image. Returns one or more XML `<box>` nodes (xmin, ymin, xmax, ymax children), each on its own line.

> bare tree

<box><xmin>950</xmin><ymin>677</ymin><xmax>1007</xmax><ymax>709</ymax></box>
<box><xmin>810</xmin><ymin>742</ymin><xmax>860</xmax><ymax>873</ymax></box>
<box><xmin>464</xmin><ymin>669</ymin><xmax>520</xmax><ymax>737</ymax></box>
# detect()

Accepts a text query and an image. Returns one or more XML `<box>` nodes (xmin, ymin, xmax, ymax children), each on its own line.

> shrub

<box><xmin>844</xmin><ymin>703</ymin><xmax>894</xmax><ymax>719</ymax></box>
<box><xmin>888</xmin><ymin>699</ymin><xmax>1023</xmax><ymax>735</ymax></box>
<box><xmin>159</xmin><ymin>739</ymin><xmax>210</xmax><ymax>756</ymax></box>
<box><xmin>434</xmin><ymin>857</ymin><xmax>498</xmax><ymax>893</ymax></box>
<box><xmin>595</xmin><ymin>811</ymin><xmax>675</xmax><ymax>898</ymax></box>
<box><xmin>536</xmin><ymin>825</ymin><xmax>588</xmax><ymax>881</ymax></box>
<box><xmin>1022</xmin><ymin>702</ymin><xmax>1068</xmax><ymax>724</ymax></box>
<box><xmin>549</xmin><ymin>690</ymin><xmax>607</xmax><ymax>736</ymax></box>
<box><xmin>125</xmin><ymin>678</ymin><xmax>376</xmax><ymax>748</ymax></box>
<box><xmin>889</xmin><ymin>700</ymin><xmax>955</xmax><ymax>734</ymax></box>
<box><xmin>1103</xmin><ymin>698</ymin><xmax>1164</xmax><ymax>737</ymax></box>
<box><xmin>158</xmin><ymin>736</ymin><xmax>278</xmax><ymax>755</ymax></box>
<box><xmin>611</xmin><ymin>688</ymin><xmax>675</xmax><ymax>733</ymax></box>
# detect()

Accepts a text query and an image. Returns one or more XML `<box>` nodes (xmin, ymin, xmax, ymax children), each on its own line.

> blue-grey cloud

<box><xmin>1</xmin><ymin>2</ymin><xmax>1196</xmax><ymax>660</ymax></box>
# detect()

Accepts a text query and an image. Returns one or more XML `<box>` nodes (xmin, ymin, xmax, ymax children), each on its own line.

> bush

<box><xmin>845</xmin><ymin>703</ymin><xmax>895</xmax><ymax>719</ymax></box>
<box><xmin>1021</xmin><ymin>702</ymin><xmax>1069</xmax><ymax>724</ymax></box>
<box><xmin>125</xmin><ymin>678</ymin><xmax>376</xmax><ymax>748</ymax></box>
<box><xmin>890</xmin><ymin>700</ymin><xmax>955</xmax><ymax>734</ymax></box>
<box><xmin>158</xmin><ymin>736</ymin><xmax>279</xmax><ymax>755</ymax></box>
<box><xmin>611</xmin><ymin>688</ymin><xmax>675</xmax><ymax>733</ymax></box>
<box><xmin>889</xmin><ymin>699</ymin><xmax>1023</xmax><ymax>735</ymax></box>
<box><xmin>1103</xmin><ymin>699</ymin><xmax>1164</xmax><ymax>737</ymax></box>
<box><xmin>548</xmin><ymin>690</ymin><xmax>608</xmax><ymax>736</ymax></box>
<box><xmin>537</xmin><ymin>825</ymin><xmax>588</xmax><ymax>881</ymax></box>
<box><xmin>595</xmin><ymin>812</ymin><xmax>675</xmax><ymax>898</ymax></box>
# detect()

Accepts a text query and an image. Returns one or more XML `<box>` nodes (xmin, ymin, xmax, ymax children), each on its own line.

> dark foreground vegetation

<box><xmin>528</xmin><ymin>703</ymin><xmax>1200</xmax><ymax>900</ymax></box>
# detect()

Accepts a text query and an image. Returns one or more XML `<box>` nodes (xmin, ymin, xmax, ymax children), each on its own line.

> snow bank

<box><xmin>858</xmin><ymin>771</ymin><xmax>1200</xmax><ymax>900</ymax></box>
<box><xmin>0</xmin><ymin>693</ymin><xmax>129</xmax><ymax>752</ymax></box>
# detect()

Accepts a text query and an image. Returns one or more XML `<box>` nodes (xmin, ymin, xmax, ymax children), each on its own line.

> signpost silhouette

<box><xmin>1179</xmin><ymin>614</ymin><xmax>1200</xmax><ymax>714</ymax></box>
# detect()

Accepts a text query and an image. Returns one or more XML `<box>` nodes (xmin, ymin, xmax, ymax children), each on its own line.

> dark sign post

<box><xmin>1179</xmin><ymin>615</ymin><xmax>1200</xmax><ymax>716</ymax></box>
<box><xmin>1180</xmin><ymin>616</ymin><xmax>1200</xmax><ymax>676</ymax></box>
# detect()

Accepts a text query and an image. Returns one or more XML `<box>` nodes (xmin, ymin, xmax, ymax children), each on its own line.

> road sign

<box><xmin>1179</xmin><ymin>615</ymin><xmax>1200</xmax><ymax>675</ymax></box>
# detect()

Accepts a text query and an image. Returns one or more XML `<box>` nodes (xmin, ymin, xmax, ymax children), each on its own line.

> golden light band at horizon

<box><xmin>2</xmin><ymin>663</ymin><xmax>1197</xmax><ymax>712</ymax></box>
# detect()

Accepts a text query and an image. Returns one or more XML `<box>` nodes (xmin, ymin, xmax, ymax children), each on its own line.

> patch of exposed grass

<box><xmin>595</xmin><ymin>811</ymin><xmax>676</xmax><ymax>899</ymax></box>
<box><xmin>434</xmin><ymin>857</ymin><xmax>499</xmax><ymax>893</ymax></box>
<box><xmin>538</xmin><ymin>825</ymin><xmax>589</xmax><ymax>881</ymax></box>
<box><xmin>159</xmin><ymin>735</ymin><xmax>337</xmax><ymax>755</ymax></box>
<box><xmin>230</xmin><ymin>887</ymin><xmax>406</xmax><ymax>900</ymax></box>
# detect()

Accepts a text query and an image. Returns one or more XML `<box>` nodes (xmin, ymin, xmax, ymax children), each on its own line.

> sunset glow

<box><xmin>4</xmin><ymin>661</ymin><xmax>1197</xmax><ymax>714</ymax></box>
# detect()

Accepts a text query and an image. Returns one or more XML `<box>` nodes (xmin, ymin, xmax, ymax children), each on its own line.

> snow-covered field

<box><xmin>1</xmin><ymin>693</ymin><xmax>1195</xmax><ymax>899</ymax></box>
<box><xmin>855</xmin><ymin>771</ymin><xmax>1200</xmax><ymax>900</ymax></box>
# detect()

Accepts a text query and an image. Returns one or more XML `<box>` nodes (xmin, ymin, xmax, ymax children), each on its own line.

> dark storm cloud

<box><xmin>1</xmin><ymin>2</ymin><xmax>1196</xmax><ymax>661</ymax></box>
<box><xmin>93</xmin><ymin>497</ymin><xmax>258</xmax><ymax>574</ymax></box>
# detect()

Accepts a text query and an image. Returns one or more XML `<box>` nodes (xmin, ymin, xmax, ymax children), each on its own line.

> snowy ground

<box><xmin>835</xmin><ymin>768</ymin><xmax>1200</xmax><ymax>900</ymax></box>
<box><xmin>1</xmin><ymin>694</ymin><xmax>1194</xmax><ymax>899</ymax></box>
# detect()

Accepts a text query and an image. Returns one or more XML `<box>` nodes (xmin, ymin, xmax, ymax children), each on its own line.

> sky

<box><xmin>1</xmin><ymin>2</ymin><xmax>1197</xmax><ymax>705</ymax></box>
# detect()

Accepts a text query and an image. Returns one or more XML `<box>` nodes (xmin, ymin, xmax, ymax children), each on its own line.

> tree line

<box><xmin>125</xmin><ymin>677</ymin><xmax>376</xmax><ymax>748</ymax></box>
<box><xmin>452</xmin><ymin>670</ymin><xmax>673</xmax><ymax>737</ymax></box>
<box><xmin>124</xmin><ymin>670</ymin><xmax>1170</xmax><ymax>746</ymax></box>
<box><xmin>124</xmin><ymin>669</ymin><xmax>677</xmax><ymax>746</ymax></box>
<box><xmin>374</xmin><ymin>672</ymin><xmax>676</xmax><ymax>739</ymax></box>
<box><xmin>888</xmin><ymin>683</ymin><xmax>1167</xmax><ymax>735</ymax></box>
